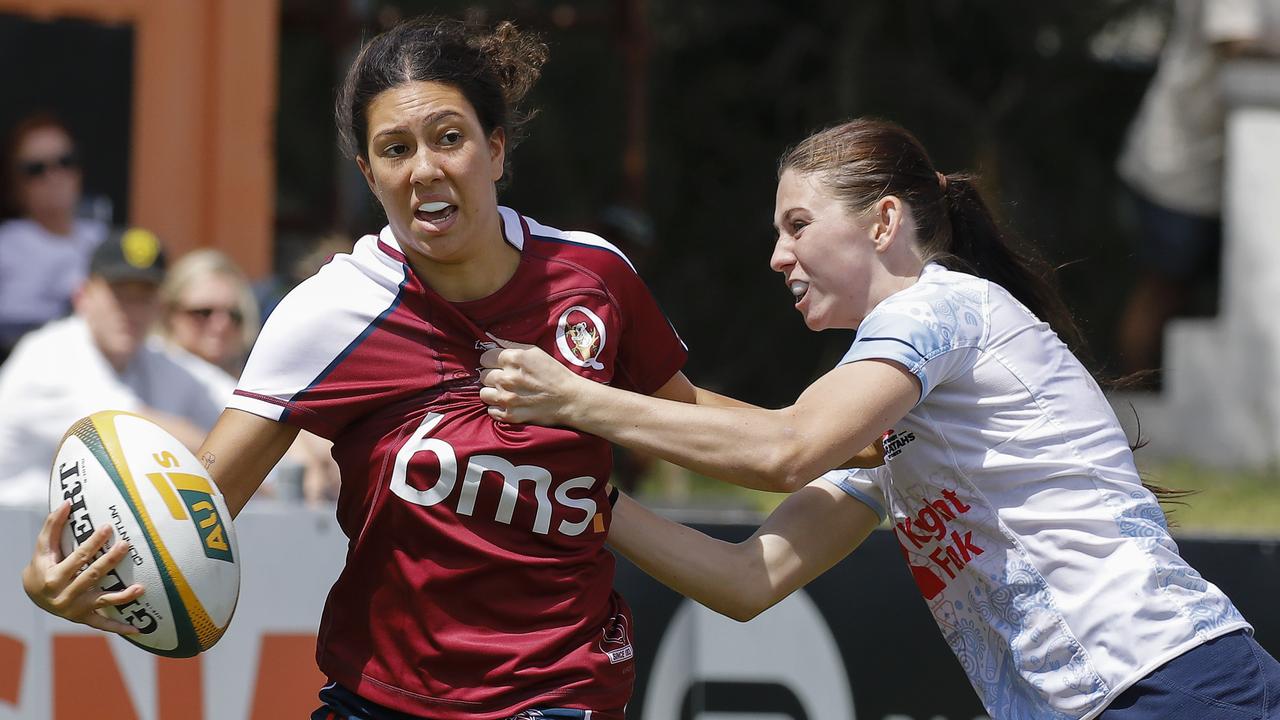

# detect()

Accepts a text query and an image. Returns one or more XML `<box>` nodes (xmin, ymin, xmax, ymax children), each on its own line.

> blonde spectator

<box><xmin>156</xmin><ymin>249</ymin><xmax>260</xmax><ymax>377</ymax></box>
<box><xmin>159</xmin><ymin>248</ymin><xmax>340</xmax><ymax>504</ymax></box>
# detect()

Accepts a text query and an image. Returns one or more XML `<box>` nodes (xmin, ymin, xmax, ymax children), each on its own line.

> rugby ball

<box><xmin>48</xmin><ymin>410</ymin><xmax>239</xmax><ymax>657</ymax></box>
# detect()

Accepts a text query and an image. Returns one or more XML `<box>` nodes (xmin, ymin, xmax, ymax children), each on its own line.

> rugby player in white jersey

<box><xmin>480</xmin><ymin>118</ymin><xmax>1280</xmax><ymax>719</ymax></box>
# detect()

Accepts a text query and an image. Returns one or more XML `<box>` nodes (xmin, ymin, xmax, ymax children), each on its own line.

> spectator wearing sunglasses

<box><xmin>153</xmin><ymin>248</ymin><xmax>340</xmax><ymax>504</ymax></box>
<box><xmin>0</xmin><ymin>112</ymin><xmax>107</xmax><ymax>363</ymax></box>
<box><xmin>156</xmin><ymin>249</ymin><xmax>261</xmax><ymax>377</ymax></box>
<box><xmin>0</xmin><ymin>228</ymin><xmax>233</xmax><ymax>506</ymax></box>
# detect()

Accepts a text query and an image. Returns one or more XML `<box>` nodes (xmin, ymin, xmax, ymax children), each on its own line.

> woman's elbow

<box><xmin>753</xmin><ymin>444</ymin><xmax>815</xmax><ymax>493</ymax></box>
<box><xmin>717</xmin><ymin>587</ymin><xmax>783</xmax><ymax>622</ymax></box>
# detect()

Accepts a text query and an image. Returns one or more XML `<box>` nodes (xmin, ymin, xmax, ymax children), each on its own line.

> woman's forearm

<box><xmin>608</xmin><ymin>481</ymin><xmax>881</xmax><ymax>621</ymax></box>
<box><xmin>482</xmin><ymin>344</ymin><xmax>918</xmax><ymax>491</ymax></box>
<box><xmin>608</xmin><ymin>492</ymin><xmax>774</xmax><ymax>621</ymax></box>
<box><xmin>572</xmin><ymin>360</ymin><xmax>915</xmax><ymax>491</ymax></box>
<box><xmin>577</xmin><ymin>381</ymin><xmax>808</xmax><ymax>491</ymax></box>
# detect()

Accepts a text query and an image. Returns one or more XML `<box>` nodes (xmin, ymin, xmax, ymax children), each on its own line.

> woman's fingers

<box><xmin>95</xmin><ymin>582</ymin><xmax>145</xmax><ymax>610</ymax></box>
<box><xmin>35</xmin><ymin>501</ymin><xmax>71</xmax><ymax>561</ymax></box>
<box><xmin>48</xmin><ymin>524</ymin><xmax>111</xmax><ymax>588</ymax></box>
<box><xmin>77</xmin><ymin>607</ymin><xmax>142</xmax><ymax>635</ymax></box>
<box><xmin>59</xmin><ymin>537</ymin><xmax>132</xmax><ymax>606</ymax></box>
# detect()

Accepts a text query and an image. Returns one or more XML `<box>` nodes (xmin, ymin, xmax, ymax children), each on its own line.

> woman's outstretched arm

<box><xmin>607</xmin><ymin>479</ymin><xmax>882</xmax><ymax>621</ymax></box>
<box><xmin>480</xmin><ymin>341</ymin><xmax>916</xmax><ymax>491</ymax></box>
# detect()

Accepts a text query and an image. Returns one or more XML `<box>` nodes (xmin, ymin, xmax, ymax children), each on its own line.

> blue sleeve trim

<box><xmin>856</xmin><ymin>335</ymin><xmax>926</xmax><ymax>358</ymax></box>
<box><xmin>829</xmin><ymin>477</ymin><xmax>887</xmax><ymax>521</ymax></box>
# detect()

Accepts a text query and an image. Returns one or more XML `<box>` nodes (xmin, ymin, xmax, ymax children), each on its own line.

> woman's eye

<box><xmin>440</xmin><ymin>130</ymin><xmax>463</xmax><ymax>146</ymax></box>
<box><xmin>384</xmin><ymin>143</ymin><xmax>408</xmax><ymax>157</ymax></box>
<box><xmin>791</xmin><ymin>220</ymin><xmax>808</xmax><ymax>234</ymax></box>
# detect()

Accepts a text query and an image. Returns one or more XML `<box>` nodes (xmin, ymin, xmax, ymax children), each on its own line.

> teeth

<box><xmin>789</xmin><ymin>281</ymin><xmax>809</xmax><ymax>299</ymax></box>
<box><xmin>418</xmin><ymin>201</ymin><xmax>450</xmax><ymax>213</ymax></box>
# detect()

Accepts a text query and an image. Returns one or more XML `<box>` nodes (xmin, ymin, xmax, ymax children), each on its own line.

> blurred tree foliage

<box><xmin>278</xmin><ymin>0</ymin><xmax>1164</xmax><ymax>405</ymax></box>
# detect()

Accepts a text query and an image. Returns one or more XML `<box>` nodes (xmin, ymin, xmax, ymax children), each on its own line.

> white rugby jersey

<box><xmin>821</xmin><ymin>263</ymin><xmax>1248</xmax><ymax>720</ymax></box>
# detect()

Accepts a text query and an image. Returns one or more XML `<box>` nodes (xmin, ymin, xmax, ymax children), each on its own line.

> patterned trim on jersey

<box><xmin>280</xmin><ymin>271</ymin><xmax>411</xmax><ymax>424</ymax></box>
<box><xmin>228</xmin><ymin>236</ymin><xmax>410</xmax><ymax>432</ymax></box>
<box><xmin>840</xmin><ymin>263</ymin><xmax>987</xmax><ymax>402</ymax></box>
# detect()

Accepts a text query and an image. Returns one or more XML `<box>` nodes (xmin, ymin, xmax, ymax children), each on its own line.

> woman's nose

<box><xmin>769</xmin><ymin>237</ymin><xmax>795</xmax><ymax>274</ymax></box>
<box><xmin>410</xmin><ymin>149</ymin><xmax>445</xmax><ymax>185</ymax></box>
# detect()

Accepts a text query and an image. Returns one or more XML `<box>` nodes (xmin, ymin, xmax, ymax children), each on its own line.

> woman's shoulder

<box><xmin>509</xmin><ymin>208</ymin><xmax>641</xmax><ymax>278</ymax></box>
<box><xmin>863</xmin><ymin>265</ymin><xmax>989</xmax><ymax>344</ymax></box>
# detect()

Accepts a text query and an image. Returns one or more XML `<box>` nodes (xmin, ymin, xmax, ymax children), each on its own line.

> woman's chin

<box><xmin>800</xmin><ymin>313</ymin><xmax>826</xmax><ymax>331</ymax></box>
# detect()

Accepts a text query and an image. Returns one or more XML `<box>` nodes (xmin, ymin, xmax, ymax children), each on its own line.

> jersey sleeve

<box><xmin>838</xmin><ymin>277</ymin><xmax>985</xmax><ymax>403</ymax></box>
<box><xmin>228</xmin><ymin>242</ymin><xmax>405</xmax><ymax>438</ymax></box>
<box><xmin>814</xmin><ymin>466</ymin><xmax>889</xmax><ymax>522</ymax></box>
<box><xmin>606</xmin><ymin>255</ymin><xmax>688</xmax><ymax>396</ymax></box>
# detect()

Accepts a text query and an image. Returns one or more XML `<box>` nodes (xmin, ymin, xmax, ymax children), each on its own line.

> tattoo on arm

<box><xmin>201</xmin><ymin>452</ymin><xmax>216</xmax><ymax>470</ymax></box>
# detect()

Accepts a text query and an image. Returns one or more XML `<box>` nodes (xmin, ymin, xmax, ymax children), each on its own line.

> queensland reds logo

<box><xmin>555</xmin><ymin>305</ymin><xmax>607</xmax><ymax>370</ymax></box>
<box><xmin>599</xmin><ymin>613</ymin><xmax>634</xmax><ymax>664</ymax></box>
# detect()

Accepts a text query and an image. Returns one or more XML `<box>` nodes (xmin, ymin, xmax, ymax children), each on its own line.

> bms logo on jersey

<box><xmin>390</xmin><ymin>412</ymin><xmax>604</xmax><ymax>537</ymax></box>
<box><xmin>882</xmin><ymin>428</ymin><xmax>917</xmax><ymax>460</ymax></box>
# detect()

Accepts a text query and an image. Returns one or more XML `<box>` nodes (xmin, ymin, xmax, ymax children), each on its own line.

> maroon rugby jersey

<box><xmin>228</xmin><ymin>207</ymin><xmax>687</xmax><ymax>719</ymax></box>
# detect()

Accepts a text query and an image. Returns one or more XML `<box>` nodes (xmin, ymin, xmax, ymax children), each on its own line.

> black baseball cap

<box><xmin>90</xmin><ymin>227</ymin><xmax>167</xmax><ymax>285</ymax></box>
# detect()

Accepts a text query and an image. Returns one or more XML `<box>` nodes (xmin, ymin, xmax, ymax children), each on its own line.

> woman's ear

<box><xmin>873</xmin><ymin>196</ymin><xmax>903</xmax><ymax>251</ymax></box>
<box><xmin>489</xmin><ymin>127</ymin><xmax>507</xmax><ymax>183</ymax></box>
<box><xmin>355</xmin><ymin>155</ymin><xmax>378</xmax><ymax>197</ymax></box>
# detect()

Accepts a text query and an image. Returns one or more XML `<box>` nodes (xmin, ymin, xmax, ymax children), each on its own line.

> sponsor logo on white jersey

<box><xmin>894</xmin><ymin>488</ymin><xmax>983</xmax><ymax>600</ymax></box>
<box><xmin>883</xmin><ymin>428</ymin><xmax>917</xmax><ymax>460</ymax></box>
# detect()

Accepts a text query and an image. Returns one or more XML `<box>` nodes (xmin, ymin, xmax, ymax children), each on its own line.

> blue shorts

<box><xmin>1129</xmin><ymin>188</ymin><xmax>1221</xmax><ymax>280</ymax></box>
<box><xmin>1101</xmin><ymin>630</ymin><xmax>1280</xmax><ymax>719</ymax></box>
<box><xmin>311</xmin><ymin>681</ymin><xmax>602</xmax><ymax>720</ymax></box>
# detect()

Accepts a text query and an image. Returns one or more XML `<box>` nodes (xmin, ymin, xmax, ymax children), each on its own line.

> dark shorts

<box><xmin>311</xmin><ymin>681</ymin><xmax>606</xmax><ymax>720</ymax></box>
<box><xmin>1128</xmin><ymin>188</ymin><xmax>1222</xmax><ymax>280</ymax></box>
<box><xmin>1101</xmin><ymin>630</ymin><xmax>1280</xmax><ymax>719</ymax></box>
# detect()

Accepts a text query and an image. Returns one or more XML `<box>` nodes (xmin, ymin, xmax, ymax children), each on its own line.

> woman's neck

<box><xmin>409</xmin><ymin>221</ymin><xmax>521</xmax><ymax>302</ymax></box>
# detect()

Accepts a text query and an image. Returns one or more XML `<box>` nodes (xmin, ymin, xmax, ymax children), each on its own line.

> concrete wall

<box><xmin>1111</xmin><ymin>59</ymin><xmax>1280</xmax><ymax>467</ymax></box>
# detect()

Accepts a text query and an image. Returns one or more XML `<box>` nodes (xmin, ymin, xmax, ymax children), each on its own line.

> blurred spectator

<box><xmin>1115</xmin><ymin>0</ymin><xmax>1278</xmax><ymax>380</ymax></box>
<box><xmin>0</xmin><ymin>113</ymin><xmax>107</xmax><ymax>362</ymax></box>
<box><xmin>157</xmin><ymin>247</ymin><xmax>340</xmax><ymax>505</ymax></box>
<box><xmin>157</xmin><ymin>248</ymin><xmax>261</xmax><ymax>376</ymax></box>
<box><xmin>255</xmin><ymin>232</ymin><xmax>355</xmax><ymax>322</ymax></box>
<box><xmin>0</xmin><ymin>228</ymin><xmax>231</xmax><ymax>506</ymax></box>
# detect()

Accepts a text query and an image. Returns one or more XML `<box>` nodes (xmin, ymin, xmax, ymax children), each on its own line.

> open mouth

<box><xmin>414</xmin><ymin>200</ymin><xmax>458</xmax><ymax>225</ymax></box>
<box><xmin>789</xmin><ymin>280</ymin><xmax>810</xmax><ymax>305</ymax></box>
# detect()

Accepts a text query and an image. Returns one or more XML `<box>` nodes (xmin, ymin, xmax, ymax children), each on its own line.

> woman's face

<box><xmin>356</xmin><ymin>81</ymin><xmax>506</xmax><ymax>270</ymax></box>
<box><xmin>168</xmin><ymin>273</ymin><xmax>245</xmax><ymax>369</ymax></box>
<box><xmin>13</xmin><ymin>125</ymin><xmax>81</xmax><ymax>223</ymax></box>
<box><xmin>770</xmin><ymin>169</ymin><xmax>880</xmax><ymax>331</ymax></box>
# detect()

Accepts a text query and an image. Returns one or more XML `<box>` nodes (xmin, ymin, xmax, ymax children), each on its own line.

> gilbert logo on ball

<box><xmin>49</xmin><ymin>410</ymin><xmax>240</xmax><ymax>657</ymax></box>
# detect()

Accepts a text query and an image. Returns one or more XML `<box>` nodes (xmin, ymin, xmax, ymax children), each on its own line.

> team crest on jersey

<box><xmin>599</xmin><ymin>613</ymin><xmax>634</xmax><ymax>664</ymax></box>
<box><xmin>555</xmin><ymin>305</ymin><xmax>607</xmax><ymax>370</ymax></box>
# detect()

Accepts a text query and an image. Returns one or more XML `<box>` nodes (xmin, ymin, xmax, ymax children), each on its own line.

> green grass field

<box><xmin>1140</xmin><ymin>461</ymin><xmax>1280</xmax><ymax>536</ymax></box>
<box><xmin>635</xmin><ymin>460</ymin><xmax>1280</xmax><ymax>537</ymax></box>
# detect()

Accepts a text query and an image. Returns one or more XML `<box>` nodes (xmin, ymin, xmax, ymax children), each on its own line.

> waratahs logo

<box><xmin>883</xmin><ymin>428</ymin><xmax>917</xmax><ymax>460</ymax></box>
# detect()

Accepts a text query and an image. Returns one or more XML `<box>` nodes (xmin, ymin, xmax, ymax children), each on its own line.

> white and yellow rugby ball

<box><xmin>49</xmin><ymin>410</ymin><xmax>239</xmax><ymax>658</ymax></box>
